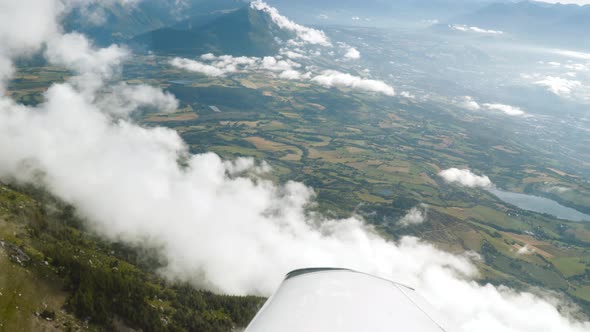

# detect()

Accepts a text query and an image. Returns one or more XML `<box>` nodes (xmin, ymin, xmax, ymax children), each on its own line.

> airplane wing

<box><xmin>245</xmin><ymin>268</ymin><xmax>453</xmax><ymax>332</ymax></box>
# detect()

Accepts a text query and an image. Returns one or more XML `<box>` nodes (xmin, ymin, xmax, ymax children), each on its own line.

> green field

<box><xmin>3</xmin><ymin>56</ymin><xmax>590</xmax><ymax>327</ymax></box>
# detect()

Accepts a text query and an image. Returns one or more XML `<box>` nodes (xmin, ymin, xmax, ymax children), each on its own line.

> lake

<box><xmin>487</xmin><ymin>187</ymin><xmax>590</xmax><ymax>222</ymax></box>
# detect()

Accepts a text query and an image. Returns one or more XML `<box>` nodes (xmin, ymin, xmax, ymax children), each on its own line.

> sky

<box><xmin>538</xmin><ymin>0</ymin><xmax>590</xmax><ymax>4</ymax></box>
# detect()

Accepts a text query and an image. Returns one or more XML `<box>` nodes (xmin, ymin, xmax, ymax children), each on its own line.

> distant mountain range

<box><xmin>63</xmin><ymin>0</ymin><xmax>244</xmax><ymax>45</ymax></box>
<box><xmin>63</xmin><ymin>0</ymin><xmax>590</xmax><ymax>55</ymax></box>
<box><xmin>132</xmin><ymin>5</ymin><xmax>291</xmax><ymax>57</ymax></box>
<box><xmin>441</xmin><ymin>1</ymin><xmax>590</xmax><ymax>49</ymax></box>
<box><xmin>264</xmin><ymin>0</ymin><xmax>504</xmax><ymax>25</ymax></box>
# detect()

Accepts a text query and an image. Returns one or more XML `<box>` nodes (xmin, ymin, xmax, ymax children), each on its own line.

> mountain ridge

<box><xmin>132</xmin><ymin>4</ymin><xmax>292</xmax><ymax>57</ymax></box>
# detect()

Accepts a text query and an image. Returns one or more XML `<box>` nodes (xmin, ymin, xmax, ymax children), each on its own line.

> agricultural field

<box><xmin>4</xmin><ymin>55</ymin><xmax>590</xmax><ymax>321</ymax></box>
<box><xmin>87</xmin><ymin>55</ymin><xmax>590</xmax><ymax>313</ymax></box>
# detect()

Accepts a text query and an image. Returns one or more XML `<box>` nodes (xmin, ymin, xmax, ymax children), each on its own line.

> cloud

<box><xmin>280</xmin><ymin>49</ymin><xmax>308</xmax><ymax>59</ymax></box>
<box><xmin>564</xmin><ymin>63</ymin><xmax>589</xmax><ymax>72</ymax></box>
<box><xmin>450</xmin><ymin>25</ymin><xmax>503</xmax><ymax>35</ymax></box>
<box><xmin>169</xmin><ymin>54</ymin><xmax>301</xmax><ymax>79</ymax></box>
<box><xmin>259</xmin><ymin>56</ymin><xmax>301</xmax><ymax>72</ymax></box>
<box><xmin>535</xmin><ymin>76</ymin><xmax>583</xmax><ymax>97</ymax></box>
<box><xmin>482</xmin><ymin>103</ymin><xmax>526</xmax><ymax>117</ymax></box>
<box><xmin>170</xmin><ymin>57</ymin><xmax>233</xmax><ymax>77</ymax></box>
<box><xmin>458</xmin><ymin>97</ymin><xmax>527</xmax><ymax>117</ymax></box>
<box><xmin>98</xmin><ymin>83</ymin><xmax>178</xmax><ymax>116</ymax></box>
<box><xmin>400</xmin><ymin>91</ymin><xmax>416</xmax><ymax>99</ymax></box>
<box><xmin>45</xmin><ymin>32</ymin><xmax>130</xmax><ymax>94</ymax></box>
<box><xmin>0</xmin><ymin>0</ymin><xmax>60</xmax><ymax>57</ymax></box>
<box><xmin>537</xmin><ymin>0</ymin><xmax>590</xmax><ymax>5</ymax></box>
<box><xmin>250</xmin><ymin>0</ymin><xmax>331</xmax><ymax>46</ymax></box>
<box><xmin>542</xmin><ymin>185</ymin><xmax>572</xmax><ymax>195</ymax></box>
<box><xmin>279</xmin><ymin>70</ymin><xmax>309</xmax><ymax>80</ymax></box>
<box><xmin>172</xmin><ymin>57</ymin><xmax>394</xmax><ymax>95</ymax></box>
<box><xmin>439</xmin><ymin>168</ymin><xmax>492</xmax><ymax>188</ymax></box>
<box><xmin>399</xmin><ymin>206</ymin><xmax>427</xmax><ymax>227</ymax></box>
<box><xmin>517</xmin><ymin>245</ymin><xmax>535</xmax><ymax>255</ymax></box>
<box><xmin>311</xmin><ymin>70</ymin><xmax>395</xmax><ymax>96</ymax></box>
<box><xmin>554</xmin><ymin>49</ymin><xmax>590</xmax><ymax>60</ymax></box>
<box><xmin>458</xmin><ymin>96</ymin><xmax>481</xmax><ymax>110</ymax></box>
<box><xmin>344</xmin><ymin>47</ymin><xmax>361</xmax><ymax>60</ymax></box>
<box><xmin>1</xmin><ymin>2</ymin><xmax>590</xmax><ymax>332</ymax></box>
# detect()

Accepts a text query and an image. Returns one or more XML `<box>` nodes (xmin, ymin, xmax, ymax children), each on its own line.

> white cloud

<box><xmin>250</xmin><ymin>0</ymin><xmax>331</xmax><ymax>46</ymax></box>
<box><xmin>458</xmin><ymin>97</ymin><xmax>526</xmax><ymax>117</ymax></box>
<box><xmin>260</xmin><ymin>56</ymin><xmax>300</xmax><ymax>72</ymax></box>
<box><xmin>535</xmin><ymin>76</ymin><xmax>583</xmax><ymax>96</ymax></box>
<box><xmin>517</xmin><ymin>245</ymin><xmax>535</xmax><ymax>255</ymax></box>
<box><xmin>564</xmin><ymin>63</ymin><xmax>589</xmax><ymax>72</ymax></box>
<box><xmin>399</xmin><ymin>207</ymin><xmax>426</xmax><ymax>227</ymax></box>
<box><xmin>98</xmin><ymin>83</ymin><xmax>178</xmax><ymax>116</ymax></box>
<box><xmin>171</xmin><ymin>55</ymin><xmax>394</xmax><ymax>94</ymax></box>
<box><xmin>400</xmin><ymin>91</ymin><xmax>416</xmax><ymax>99</ymax></box>
<box><xmin>542</xmin><ymin>185</ymin><xmax>572</xmax><ymax>195</ymax></box>
<box><xmin>279</xmin><ymin>70</ymin><xmax>308</xmax><ymax>80</ymax></box>
<box><xmin>439</xmin><ymin>168</ymin><xmax>492</xmax><ymax>188</ymax></box>
<box><xmin>537</xmin><ymin>0</ymin><xmax>590</xmax><ymax>5</ymax></box>
<box><xmin>554</xmin><ymin>49</ymin><xmax>590</xmax><ymax>60</ymax></box>
<box><xmin>280</xmin><ymin>49</ymin><xmax>308</xmax><ymax>59</ymax></box>
<box><xmin>344</xmin><ymin>47</ymin><xmax>361</xmax><ymax>60</ymax></box>
<box><xmin>450</xmin><ymin>25</ymin><xmax>503</xmax><ymax>35</ymax></box>
<box><xmin>482</xmin><ymin>103</ymin><xmax>526</xmax><ymax>117</ymax></box>
<box><xmin>170</xmin><ymin>57</ymin><xmax>227</xmax><ymax>77</ymax></box>
<box><xmin>1</xmin><ymin>2</ymin><xmax>590</xmax><ymax>331</ymax></box>
<box><xmin>172</xmin><ymin>55</ymin><xmax>396</xmax><ymax>96</ymax></box>
<box><xmin>45</xmin><ymin>32</ymin><xmax>129</xmax><ymax>94</ymax></box>
<box><xmin>458</xmin><ymin>96</ymin><xmax>481</xmax><ymax>110</ymax></box>
<box><xmin>311</xmin><ymin>70</ymin><xmax>395</xmax><ymax>96</ymax></box>
<box><xmin>170</xmin><ymin>54</ymin><xmax>301</xmax><ymax>79</ymax></box>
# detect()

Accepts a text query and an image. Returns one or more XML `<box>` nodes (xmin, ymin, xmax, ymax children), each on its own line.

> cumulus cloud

<box><xmin>250</xmin><ymin>0</ymin><xmax>331</xmax><ymax>46</ymax></box>
<box><xmin>450</xmin><ymin>24</ymin><xmax>503</xmax><ymax>35</ymax></box>
<box><xmin>542</xmin><ymin>185</ymin><xmax>572</xmax><ymax>195</ymax></box>
<box><xmin>458</xmin><ymin>97</ymin><xmax>527</xmax><ymax>117</ymax></box>
<box><xmin>400</xmin><ymin>91</ymin><xmax>416</xmax><ymax>99</ymax></box>
<box><xmin>439</xmin><ymin>168</ymin><xmax>492</xmax><ymax>188</ymax></box>
<box><xmin>172</xmin><ymin>57</ymin><xmax>394</xmax><ymax>95</ymax></box>
<box><xmin>344</xmin><ymin>47</ymin><xmax>361</xmax><ymax>60</ymax></box>
<box><xmin>458</xmin><ymin>96</ymin><xmax>481</xmax><ymax>110</ymax></box>
<box><xmin>564</xmin><ymin>63</ymin><xmax>589</xmax><ymax>72</ymax></box>
<box><xmin>517</xmin><ymin>245</ymin><xmax>535</xmax><ymax>255</ymax></box>
<box><xmin>1</xmin><ymin>2</ymin><xmax>590</xmax><ymax>332</ymax></box>
<box><xmin>399</xmin><ymin>206</ymin><xmax>427</xmax><ymax>227</ymax></box>
<box><xmin>280</xmin><ymin>49</ymin><xmax>308</xmax><ymax>59</ymax></box>
<box><xmin>170</xmin><ymin>54</ymin><xmax>302</xmax><ymax>79</ymax></box>
<box><xmin>535</xmin><ymin>76</ymin><xmax>583</xmax><ymax>96</ymax></box>
<box><xmin>554</xmin><ymin>50</ymin><xmax>590</xmax><ymax>60</ymax></box>
<box><xmin>46</xmin><ymin>32</ymin><xmax>130</xmax><ymax>94</ymax></box>
<box><xmin>482</xmin><ymin>103</ymin><xmax>527</xmax><ymax>117</ymax></box>
<box><xmin>311</xmin><ymin>70</ymin><xmax>395</xmax><ymax>96</ymax></box>
<box><xmin>169</xmin><ymin>57</ymin><xmax>228</xmax><ymax>77</ymax></box>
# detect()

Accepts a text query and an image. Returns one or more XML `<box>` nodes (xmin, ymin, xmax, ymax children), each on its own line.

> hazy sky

<box><xmin>538</xmin><ymin>0</ymin><xmax>590</xmax><ymax>4</ymax></box>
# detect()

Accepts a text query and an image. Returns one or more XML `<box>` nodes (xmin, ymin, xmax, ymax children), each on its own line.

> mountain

<box><xmin>63</xmin><ymin>0</ymin><xmax>244</xmax><ymax>46</ymax></box>
<box><xmin>263</xmin><ymin>0</ymin><xmax>504</xmax><ymax>26</ymax></box>
<box><xmin>0</xmin><ymin>183</ymin><xmax>264</xmax><ymax>330</ymax></box>
<box><xmin>444</xmin><ymin>1</ymin><xmax>590</xmax><ymax>49</ymax></box>
<box><xmin>133</xmin><ymin>5</ymin><xmax>291</xmax><ymax>57</ymax></box>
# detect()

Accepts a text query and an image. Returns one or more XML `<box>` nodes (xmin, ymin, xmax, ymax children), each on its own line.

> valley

<box><xmin>2</xmin><ymin>1</ymin><xmax>590</xmax><ymax>331</ymax></box>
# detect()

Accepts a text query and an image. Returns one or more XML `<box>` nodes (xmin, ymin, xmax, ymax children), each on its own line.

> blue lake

<box><xmin>488</xmin><ymin>187</ymin><xmax>590</xmax><ymax>222</ymax></box>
